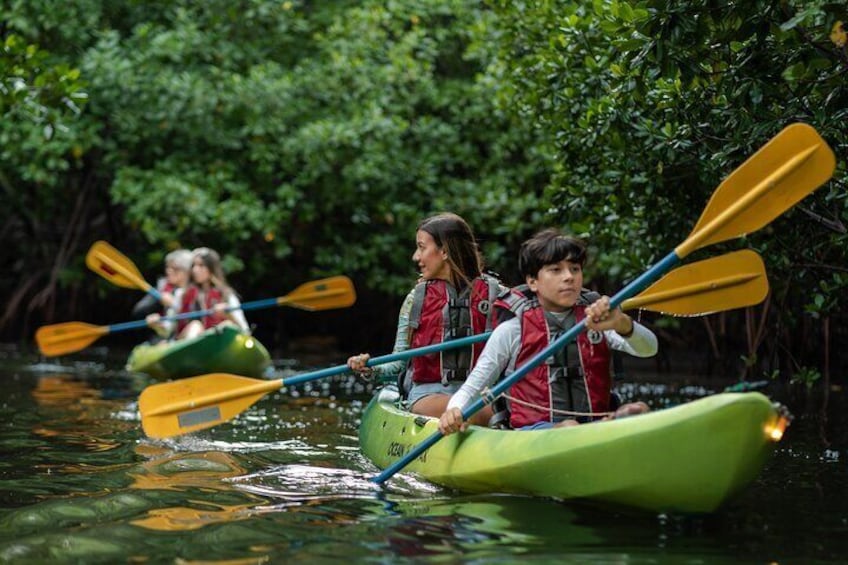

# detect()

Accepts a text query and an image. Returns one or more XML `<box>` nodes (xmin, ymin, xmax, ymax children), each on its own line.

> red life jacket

<box><xmin>497</xmin><ymin>291</ymin><xmax>612</xmax><ymax>428</ymax></box>
<box><xmin>178</xmin><ymin>285</ymin><xmax>227</xmax><ymax>332</ymax></box>
<box><xmin>406</xmin><ymin>275</ymin><xmax>500</xmax><ymax>385</ymax></box>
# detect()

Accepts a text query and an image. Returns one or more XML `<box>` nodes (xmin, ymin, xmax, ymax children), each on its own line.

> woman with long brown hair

<box><xmin>348</xmin><ymin>213</ymin><xmax>505</xmax><ymax>424</ymax></box>
<box><xmin>177</xmin><ymin>247</ymin><xmax>250</xmax><ymax>340</ymax></box>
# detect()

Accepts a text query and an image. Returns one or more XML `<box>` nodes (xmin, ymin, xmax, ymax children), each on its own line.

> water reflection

<box><xmin>129</xmin><ymin>447</ymin><xmax>247</xmax><ymax>490</ymax></box>
<box><xmin>373</xmin><ymin>495</ymin><xmax>601</xmax><ymax>559</ymax></box>
<box><xmin>31</xmin><ymin>374</ymin><xmax>101</xmax><ymax>405</ymax></box>
<box><xmin>31</xmin><ymin>375</ymin><xmax>129</xmax><ymax>453</ymax></box>
<box><xmin>1</xmin><ymin>351</ymin><xmax>847</xmax><ymax>562</ymax></box>
<box><xmin>128</xmin><ymin>449</ymin><xmax>261</xmax><ymax>532</ymax></box>
<box><xmin>233</xmin><ymin>464</ymin><xmax>384</xmax><ymax>501</ymax></box>
<box><xmin>227</xmin><ymin>465</ymin><xmax>612</xmax><ymax>559</ymax></box>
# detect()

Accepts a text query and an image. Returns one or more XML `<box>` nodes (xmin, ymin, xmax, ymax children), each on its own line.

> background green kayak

<box><xmin>359</xmin><ymin>389</ymin><xmax>785</xmax><ymax>513</ymax></box>
<box><xmin>126</xmin><ymin>325</ymin><xmax>271</xmax><ymax>380</ymax></box>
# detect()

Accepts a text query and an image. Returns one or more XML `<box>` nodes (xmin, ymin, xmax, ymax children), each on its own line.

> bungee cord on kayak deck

<box><xmin>480</xmin><ymin>387</ymin><xmax>617</xmax><ymax>420</ymax></box>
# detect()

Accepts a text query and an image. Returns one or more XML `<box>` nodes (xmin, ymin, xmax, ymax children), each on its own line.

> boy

<box><xmin>439</xmin><ymin>229</ymin><xmax>657</xmax><ymax>434</ymax></box>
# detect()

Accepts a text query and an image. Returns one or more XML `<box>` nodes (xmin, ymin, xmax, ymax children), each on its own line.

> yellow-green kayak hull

<box><xmin>126</xmin><ymin>325</ymin><xmax>271</xmax><ymax>380</ymax></box>
<box><xmin>359</xmin><ymin>389</ymin><xmax>783</xmax><ymax>513</ymax></box>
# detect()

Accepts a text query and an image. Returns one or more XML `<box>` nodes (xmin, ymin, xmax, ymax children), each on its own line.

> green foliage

<box><xmin>4</xmin><ymin>0</ymin><xmax>104</xmax><ymax>51</ymax></box>
<box><xmin>491</xmin><ymin>0</ymin><xmax>846</xmax><ymax>276</ymax></box>
<box><xmin>0</xmin><ymin>30</ymin><xmax>98</xmax><ymax>332</ymax></box>
<box><xmin>2</xmin><ymin>0</ymin><xmax>548</xmax><ymax>334</ymax></box>
<box><xmin>790</xmin><ymin>366</ymin><xmax>822</xmax><ymax>390</ymax></box>
<box><xmin>72</xmin><ymin>0</ymin><xmax>548</xmax><ymax>290</ymax></box>
<box><xmin>488</xmin><ymin>0</ymin><xmax>848</xmax><ymax>378</ymax></box>
<box><xmin>0</xmin><ymin>34</ymin><xmax>91</xmax><ymax>185</ymax></box>
<box><xmin>2</xmin><ymin>0</ymin><xmax>846</xmax><ymax>381</ymax></box>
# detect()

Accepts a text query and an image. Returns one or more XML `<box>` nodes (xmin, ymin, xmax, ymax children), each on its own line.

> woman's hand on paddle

<box><xmin>212</xmin><ymin>302</ymin><xmax>236</xmax><ymax>323</ymax></box>
<box><xmin>439</xmin><ymin>407</ymin><xmax>467</xmax><ymax>435</ymax></box>
<box><xmin>585</xmin><ymin>295</ymin><xmax>633</xmax><ymax>336</ymax></box>
<box><xmin>145</xmin><ymin>313</ymin><xmax>161</xmax><ymax>328</ymax></box>
<box><xmin>160</xmin><ymin>291</ymin><xmax>175</xmax><ymax>309</ymax></box>
<box><xmin>347</xmin><ymin>353</ymin><xmax>373</xmax><ymax>379</ymax></box>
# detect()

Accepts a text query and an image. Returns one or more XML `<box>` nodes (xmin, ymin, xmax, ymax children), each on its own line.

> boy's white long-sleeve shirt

<box><xmin>446</xmin><ymin>316</ymin><xmax>658</xmax><ymax>413</ymax></box>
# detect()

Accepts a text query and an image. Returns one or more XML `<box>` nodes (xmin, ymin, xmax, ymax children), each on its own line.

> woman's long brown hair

<box><xmin>417</xmin><ymin>213</ymin><xmax>483</xmax><ymax>289</ymax></box>
<box><xmin>192</xmin><ymin>247</ymin><xmax>233</xmax><ymax>298</ymax></box>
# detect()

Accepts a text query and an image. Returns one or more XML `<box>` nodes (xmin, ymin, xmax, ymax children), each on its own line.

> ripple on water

<box><xmin>228</xmin><ymin>463</ymin><xmax>442</xmax><ymax>506</ymax></box>
<box><xmin>113</xmin><ymin>400</ymin><xmax>139</xmax><ymax>422</ymax></box>
<box><xmin>148</xmin><ymin>435</ymin><xmax>331</xmax><ymax>457</ymax></box>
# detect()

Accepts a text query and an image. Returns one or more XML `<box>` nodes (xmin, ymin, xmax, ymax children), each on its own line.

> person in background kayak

<box><xmin>439</xmin><ymin>228</ymin><xmax>658</xmax><ymax>435</ymax></box>
<box><xmin>136</xmin><ymin>249</ymin><xmax>192</xmax><ymax>341</ymax></box>
<box><xmin>347</xmin><ymin>212</ymin><xmax>507</xmax><ymax>425</ymax></box>
<box><xmin>174</xmin><ymin>247</ymin><xmax>250</xmax><ymax>340</ymax></box>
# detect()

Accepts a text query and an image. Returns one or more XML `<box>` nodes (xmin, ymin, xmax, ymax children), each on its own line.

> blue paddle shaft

<box><xmin>371</xmin><ymin>251</ymin><xmax>682</xmax><ymax>484</ymax></box>
<box><xmin>107</xmin><ymin>297</ymin><xmax>285</xmax><ymax>333</ymax></box>
<box><xmin>282</xmin><ymin>332</ymin><xmax>493</xmax><ymax>387</ymax></box>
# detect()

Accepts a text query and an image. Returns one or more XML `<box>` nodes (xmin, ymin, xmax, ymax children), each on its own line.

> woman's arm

<box><xmin>369</xmin><ymin>290</ymin><xmax>415</xmax><ymax>382</ymax></box>
<box><xmin>226</xmin><ymin>293</ymin><xmax>251</xmax><ymax>333</ymax></box>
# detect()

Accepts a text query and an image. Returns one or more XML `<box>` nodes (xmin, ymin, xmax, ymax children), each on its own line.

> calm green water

<box><xmin>1</xmin><ymin>345</ymin><xmax>846</xmax><ymax>563</ymax></box>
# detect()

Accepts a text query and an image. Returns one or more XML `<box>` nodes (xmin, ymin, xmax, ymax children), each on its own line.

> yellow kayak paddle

<box><xmin>36</xmin><ymin>276</ymin><xmax>356</xmax><ymax>357</ymax></box>
<box><xmin>86</xmin><ymin>241</ymin><xmax>162</xmax><ymax>299</ymax></box>
<box><xmin>375</xmin><ymin>122</ymin><xmax>835</xmax><ymax>484</ymax></box>
<box><xmin>139</xmin><ymin>249</ymin><xmax>767</xmax><ymax>439</ymax></box>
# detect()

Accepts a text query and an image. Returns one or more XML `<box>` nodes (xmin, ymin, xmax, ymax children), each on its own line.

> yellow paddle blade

<box><xmin>622</xmin><ymin>249</ymin><xmax>768</xmax><ymax>316</ymax></box>
<box><xmin>139</xmin><ymin>374</ymin><xmax>282</xmax><ymax>439</ymax></box>
<box><xmin>86</xmin><ymin>241</ymin><xmax>155</xmax><ymax>293</ymax></box>
<box><xmin>276</xmin><ymin>275</ymin><xmax>356</xmax><ymax>311</ymax></box>
<box><xmin>677</xmin><ymin>123</ymin><xmax>836</xmax><ymax>256</ymax></box>
<box><xmin>35</xmin><ymin>322</ymin><xmax>109</xmax><ymax>357</ymax></box>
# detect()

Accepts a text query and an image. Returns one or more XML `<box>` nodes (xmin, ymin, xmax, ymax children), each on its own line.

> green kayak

<box><xmin>359</xmin><ymin>388</ymin><xmax>787</xmax><ymax>513</ymax></box>
<box><xmin>126</xmin><ymin>325</ymin><xmax>271</xmax><ymax>380</ymax></box>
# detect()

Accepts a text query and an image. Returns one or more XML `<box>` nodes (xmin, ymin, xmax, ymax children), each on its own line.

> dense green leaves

<box><xmin>2</xmin><ymin>0</ymin><xmax>846</xmax><ymax>378</ymax></box>
<box><xmin>2</xmin><ymin>1</ymin><xmax>548</xmax><ymax>336</ymax></box>
<box><xmin>489</xmin><ymin>0</ymin><xmax>847</xmax><ymax>377</ymax></box>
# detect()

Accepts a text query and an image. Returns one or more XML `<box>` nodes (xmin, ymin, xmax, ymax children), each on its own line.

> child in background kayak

<box><xmin>138</xmin><ymin>249</ymin><xmax>192</xmax><ymax>341</ymax></box>
<box><xmin>174</xmin><ymin>247</ymin><xmax>250</xmax><ymax>340</ymax></box>
<box><xmin>439</xmin><ymin>229</ymin><xmax>658</xmax><ymax>434</ymax></box>
<box><xmin>347</xmin><ymin>212</ymin><xmax>507</xmax><ymax>425</ymax></box>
